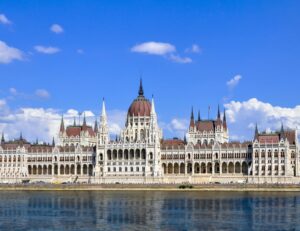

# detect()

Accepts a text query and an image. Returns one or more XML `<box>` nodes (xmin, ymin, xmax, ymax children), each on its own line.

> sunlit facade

<box><xmin>0</xmin><ymin>81</ymin><xmax>299</xmax><ymax>184</ymax></box>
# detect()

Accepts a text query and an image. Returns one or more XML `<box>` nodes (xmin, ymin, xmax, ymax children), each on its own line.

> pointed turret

<box><xmin>138</xmin><ymin>78</ymin><xmax>144</xmax><ymax>96</ymax></box>
<box><xmin>101</xmin><ymin>98</ymin><xmax>107</xmax><ymax>123</ymax></box>
<box><xmin>190</xmin><ymin>107</ymin><xmax>195</xmax><ymax>128</ymax></box>
<box><xmin>280</xmin><ymin>123</ymin><xmax>285</xmax><ymax>140</ymax></box>
<box><xmin>197</xmin><ymin>110</ymin><xmax>201</xmax><ymax>122</ymax></box>
<box><xmin>151</xmin><ymin>95</ymin><xmax>156</xmax><ymax>115</ymax></box>
<box><xmin>94</xmin><ymin>120</ymin><xmax>98</xmax><ymax>133</ymax></box>
<box><xmin>20</xmin><ymin>132</ymin><xmax>23</xmax><ymax>140</ymax></box>
<box><xmin>254</xmin><ymin>123</ymin><xmax>259</xmax><ymax>140</ymax></box>
<box><xmin>52</xmin><ymin>137</ymin><xmax>55</xmax><ymax>147</ymax></box>
<box><xmin>1</xmin><ymin>132</ymin><xmax>5</xmax><ymax>144</ymax></box>
<box><xmin>223</xmin><ymin>109</ymin><xmax>227</xmax><ymax>129</ymax></box>
<box><xmin>217</xmin><ymin>104</ymin><xmax>221</xmax><ymax>120</ymax></box>
<box><xmin>99</xmin><ymin>97</ymin><xmax>109</xmax><ymax>145</ymax></box>
<box><xmin>82</xmin><ymin>113</ymin><xmax>87</xmax><ymax>127</ymax></box>
<box><xmin>73</xmin><ymin>117</ymin><xmax>76</xmax><ymax>126</ymax></box>
<box><xmin>60</xmin><ymin>115</ymin><xmax>65</xmax><ymax>132</ymax></box>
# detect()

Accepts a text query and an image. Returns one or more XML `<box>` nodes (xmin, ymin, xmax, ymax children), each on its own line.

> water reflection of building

<box><xmin>0</xmin><ymin>80</ymin><xmax>299</xmax><ymax>184</ymax></box>
<box><xmin>0</xmin><ymin>192</ymin><xmax>300</xmax><ymax>230</ymax></box>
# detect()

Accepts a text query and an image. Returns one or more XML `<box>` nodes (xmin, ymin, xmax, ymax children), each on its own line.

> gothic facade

<box><xmin>0</xmin><ymin>81</ymin><xmax>299</xmax><ymax>184</ymax></box>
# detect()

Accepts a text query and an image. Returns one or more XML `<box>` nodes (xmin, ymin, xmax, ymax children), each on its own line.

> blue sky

<box><xmin>0</xmin><ymin>0</ymin><xmax>300</xmax><ymax>142</ymax></box>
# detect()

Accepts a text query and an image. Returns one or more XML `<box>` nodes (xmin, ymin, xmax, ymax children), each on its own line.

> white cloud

<box><xmin>225</xmin><ymin>98</ymin><xmax>300</xmax><ymax>141</ymax></box>
<box><xmin>0</xmin><ymin>98</ymin><xmax>128</xmax><ymax>143</ymax></box>
<box><xmin>160</xmin><ymin>118</ymin><xmax>189</xmax><ymax>138</ymax></box>
<box><xmin>0</xmin><ymin>41</ymin><xmax>24</xmax><ymax>64</ymax></box>
<box><xmin>171</xmin><ymin>118</ymin><xmax>189</xmax><ymax>131</ymax></box>
<box><xmin>169</xmin><ymin>54</ymin><xmax>192</xmax><ymax>64</ymax></box>
<box><xmin>35</xmin><ymin>89</ymin><xmax>50</xmax><ymax>99</ymax></box>
<box><xmin>0</xmin><ymin>14</ymin><xmax>11</xmax><ymax>25</ymax></box>
<box><xmin>0</xmin><ymin>104</ymin><xmax>61</xmax><ymax>142</ymax></box>
<box><xmin>50</xmin><ymin>24</ymin><xmax>64</xmax><ymax>34</ymax></box>
<box><xmin>0</xmin><ymin>99</ymin><xmax>7</xmax><ymax>107</ymax></box>
<box><xmin>107</xmin><ymin>110</ymin><xmax>127</xmax><ymax>135</ymax></box>
<box><xmin>9</xmin><ymin>88</ymin><xmax>17</xmax><ymax>95</ymax></box>
<box><xmin>131</xmin><ymin>42</ymin><xmax>176</xmax><ymax>55</ymax></box>
<box><xmin>34</xmin><ymin>45</ymin><xmax>60</xmax><ymax>54</ymax></box>
<box><xmin>77</xmin><ymin>49</ymin><xmax>84</xmax><ymax>54</ymax></box>
<box><xmin>131</xmin><ymin>41</ymin><xmax>193</xmax><ymax>64</ymax></box>
<box><xmin>226</xmin><ymin>75</ymin><xmax>242</xmax><ymax>89</ymax></box>
<box><xmin>185</xmin><ymin>44</ymin><xmax>201</xmax><ymax>53</ymax></box>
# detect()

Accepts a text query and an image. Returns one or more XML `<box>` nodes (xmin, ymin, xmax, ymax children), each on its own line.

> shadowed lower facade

<box><xmin>0</xmin><ymin>80</ymin><xmax>299</xmax><ymax>184</ymax></box>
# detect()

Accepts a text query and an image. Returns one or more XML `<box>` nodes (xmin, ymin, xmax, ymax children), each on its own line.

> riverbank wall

<box><xmin>1</xmin><ymin>183</ymin><xmax>300</xmax><ymax>191</ymax></box>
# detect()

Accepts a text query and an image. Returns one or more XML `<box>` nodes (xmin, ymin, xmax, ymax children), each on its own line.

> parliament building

<box><xmin>0</xmin><ymin>81</ymin><xmax>299</xmax><ymax>184</ymax></box>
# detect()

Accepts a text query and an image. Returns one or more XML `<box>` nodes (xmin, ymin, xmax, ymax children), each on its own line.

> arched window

<box><xmin>149</xmin><ymin>152</ymin><xmax>153</xmax><ymax>160</ymax></box>
<box><xmin>107</xmin><ymin>150</ymin><xmax>112</xmax><ymax>160</ymax></box>
<box><xmin>268</xmin><ymin>150</ymin><xmax>272</xmax><ymax>158</ymax></box>
<box><xmin>140</xmin><ymin>129</ymin><xmax>145</xmax><ymax>140</ymax></box>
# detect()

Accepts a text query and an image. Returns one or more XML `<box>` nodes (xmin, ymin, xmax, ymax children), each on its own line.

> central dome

<box><xmin>127</xmin><ymin>80</ymin><xmax>151</xmax><ymax>117</ymax></box>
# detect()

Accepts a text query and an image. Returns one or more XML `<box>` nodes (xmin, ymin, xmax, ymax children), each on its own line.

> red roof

<box><xmin>195</xmin><ymin>120</ymin><xmax>215</xmax><ymax>131</ymax></box>
<box><xmin>128</xmin><ymin>96</ymin><xmax>151</xmax><ymax>117</ymax></box>
<box><xmin>65</xmin><ymin>125</ymin><xmax>96</xmax><ymax>137</ymax></box>
<box><xmin>258</xmin><ymin>135</ymin><xmax>279</xmax><ymax>144</ymax></box>
<box><xmin>161</xmin><ymin>139</ymin><xmax>185</xmax><ymax>149</ymax></box>
<box><xmin>257</xmin><ymin>130</ymin><xmax>296</xmax><ymax>144</ymax></box>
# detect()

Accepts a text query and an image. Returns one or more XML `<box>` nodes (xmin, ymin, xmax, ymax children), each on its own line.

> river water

<box><xmin>0</xmin><ymin>191</ymin><xmax>299</xmax><ymax>231</ymax></box>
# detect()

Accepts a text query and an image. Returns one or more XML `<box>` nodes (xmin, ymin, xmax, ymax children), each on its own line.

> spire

<box><xmin>83</xmin><ymin>113</ymin><xmax>87</xmax><ymax>126</ymax></box>
<box><xmin>217</xmin><ymin>104</ymin><xmax>221</xmax><ymax>120</ymax></box>
<box><xmin>254</xmin><ymin>123</ymin><xmax>259</xmax><ymax>140</ymax></box>
<box><xmin>190</xmin><ymin>107</ymin><xmax>195</xmax><ymax>127</ymax></box>
<box><xmin>94</xmin><ymin>120</ymin><xmax>98</xmax><ymax>133</ymax></box>
<box><xmin>197</xmin><ymin>110</ymin><xmax>201</xmax><ymax>122</ymax></box>
<box><xmin>223</xmin><ymin>109</ymin><xmax>227</xmax><ymax>129</ymax></box>
<box><xmin>20</xmin><ymin>132</ymin><xmax>23</xmax><ymax>140</ymax></box>
<box><xmin>60</xmin><ymin>115</ymin><xmax>65</xmax><ymax>132</ymax></box>
<box><xmin>73</xmin><ymin>117</ymin><xmax>76</xmax><ymax>126</ymax></box>
<box><xmin>100</xmin><ymin>98</ymin><xmax>107</xmax><ymax>127</ymax></box>
<box><xmin>52</xmin><ymin>137</ymin><xmax>55</xmax><ymax>147</ymax></box>
<box><xmin>101</xmin><ymin>98</ymin><xmax>107</xmax><ymax>118</ymax></box>
<box><xmin>138</xmin><ymin>78</ymin><xmax>144</xmax><ymax>96</ymax></box>
<box><xmin>1</xmin><ymin>132</ymin><xmax>5</xmax><ymax>143</ymax></box>
<box><xmin>151</xmin><ymin>95</ymin><xmax>156</xmax><ymax>115</ymax></box>
<box><xmin>280</xmin><ymin>123</ymin><xmax>285</xmax><ymax>140</ymax></box>
<box><xmin>36</xmin><ymin>138</ymin><xmax>39</xmax><ymax>145</ymax></box>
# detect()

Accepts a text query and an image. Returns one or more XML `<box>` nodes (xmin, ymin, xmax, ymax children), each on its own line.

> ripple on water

<box><xmin>0</xmin><ymin>191</ymin><xmax>299</xmax><ymax>231</ymax></box>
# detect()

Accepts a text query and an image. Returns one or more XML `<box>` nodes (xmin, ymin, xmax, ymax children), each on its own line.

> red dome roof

<box><xmin>127</xmin><ymin>79</ymin><xmax>151</xmax><ymax>117</ymax></box>
<box><xmin>128</xmin><ymin>96</ymin><xmax>151</xmax><ymax>117</ymax></box>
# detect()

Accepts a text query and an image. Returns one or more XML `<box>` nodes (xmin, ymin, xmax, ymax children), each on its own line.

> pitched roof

<box><xmin>161</xmin><ymin>139</ymin><xmax>185</xmax><ymax>149</ymax></box>
<box><xmin>257</xmin><ymin>130</ymin><xmax>296</xmax><ymax>145</ymax></box>
<box><xmin>65</xmin><ymin>125</ymin><xmax>96</xmax><ymax>137</ymax></box>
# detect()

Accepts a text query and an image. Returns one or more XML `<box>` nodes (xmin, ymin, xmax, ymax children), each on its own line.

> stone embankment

<box><xmin>1</xmin><ymin>183</ymin><xmax>300</xmax><ymax>191</ymax></box>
